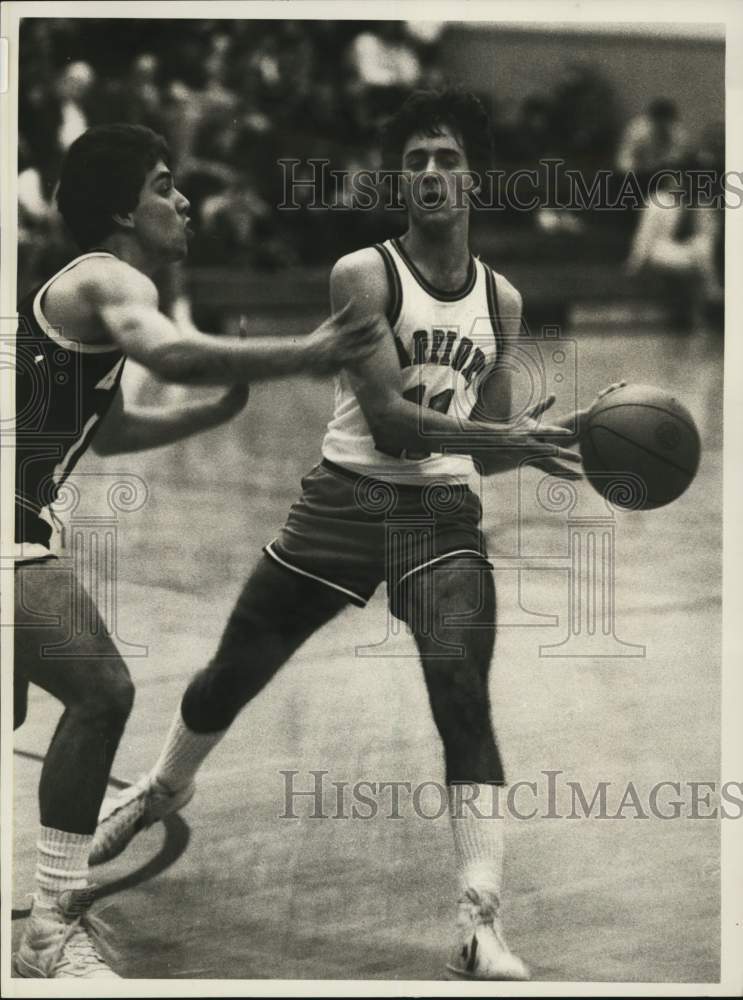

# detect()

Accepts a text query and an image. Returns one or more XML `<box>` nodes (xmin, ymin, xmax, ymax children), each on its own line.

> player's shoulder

<box><xmin>76</xmin><ymin>255</ymin><xmax>158</xmax><ymax>307</ymax></box>
<box><xmin>480</xmin><ymin>260</ymin><xmax>523</xmax><ymax>316</ymax></box>
<box><xmin>331</xmin><ymin>246</ymin><xmax>388</xmax><ymax>284</ymax></box>
<box><xmin>330</xmin><ymin>246</ymin><xmax>389</xmax><ymax>310</ymax></box>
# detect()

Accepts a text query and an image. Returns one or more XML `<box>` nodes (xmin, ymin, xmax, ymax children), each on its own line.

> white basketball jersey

<box><xmin>322</xmin><ymin>237</ymin><xmax>505</xmax><ymax>484</ymax></box>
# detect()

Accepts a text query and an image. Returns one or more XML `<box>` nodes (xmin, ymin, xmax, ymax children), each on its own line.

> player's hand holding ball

<box><xmin>474</xmin><ymin>395</ymin><xmax>584</xmax><ymax>479</ymax></box>
<box><xmin>553</xmin><ymin>381</ymin><xmax>627</xmax><ymax>445</ymax></box>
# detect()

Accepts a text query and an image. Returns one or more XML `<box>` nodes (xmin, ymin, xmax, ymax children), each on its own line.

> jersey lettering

<box><xmin>322</xmin><ymin>239</ymin><xmax>504</xmax><ymax>483</ymax></box>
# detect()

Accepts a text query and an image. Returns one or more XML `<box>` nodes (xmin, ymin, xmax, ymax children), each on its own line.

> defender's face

<box><xmin>401</xmin><ymin>126</ymin><xmax>473</xmax><ymax>225</ymax></box>
<box><xmin>131</xmin><ymin>160</ymin><xmax>191</xmax><ymax>262</ymax></box>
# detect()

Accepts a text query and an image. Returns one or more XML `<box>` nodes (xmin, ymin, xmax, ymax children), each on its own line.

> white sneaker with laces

<box><xmin>446</xmin><ymin>887</ymin><xmax>530</xmax><ymax>981</ymax></box>
<box><xmin>89</xmin><ymin>774</ymin><xmax>195</xmax><ymax>865</ymax></box>
<box><xmin>14</xmin><ymin>888</ymin><xmax>119</xmax><ymax>979</ymax></box>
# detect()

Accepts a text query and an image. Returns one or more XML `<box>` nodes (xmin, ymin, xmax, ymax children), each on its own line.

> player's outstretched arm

<box><xmin>89</xmin><ymin>259</ymin><xmax>382</xmax><ymax>386</ymax></box>
<box><xmin>91</xmin><ymin>382</ymin><xmax>249</xmax><ymax>455</ymax></box>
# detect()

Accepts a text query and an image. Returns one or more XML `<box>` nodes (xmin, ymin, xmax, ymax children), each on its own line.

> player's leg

<box><xmin>399</xmin><ymin>555</ymin><xmax>529</xmax><ymax>981</ymax></box>
<box><xmin>407</xmin><ymin>558</ymin><xmax>503</xmax><ymax>783</ymax></box>
<box><xmin>90</xmin><ymin>554</ymin><xmax>349</xmax><ymax>863</ymax></box>
<box><xmin>154</xmin><ymin>553</ymin><xmax>349</xmax><ymax>783</ymax></box>
<box><xmin>14</xmin><ymin>561</ymin><xmax>133</xmax><ymax>978</ymax></box>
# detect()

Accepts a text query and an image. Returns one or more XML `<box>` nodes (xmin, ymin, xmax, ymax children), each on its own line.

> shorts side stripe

<box><xmin>264</xmin><ymin>541</ymin><xmax>368</xmax><ymax>607</ymax></box>
<box><xmin>394</xmin><ymin>548</ymin><xmax>492</xmax><ymax>589</ymax></box>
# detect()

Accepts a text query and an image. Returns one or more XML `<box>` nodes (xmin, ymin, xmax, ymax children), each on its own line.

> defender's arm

<box><xmin>91</xmin><ymin>382</ymin><xmax>248</xmax><ymax>456</ymax></box>
<box><xmin>86</xmin><ymin>259</ymin><xmax>381</xmax><ymax>386</ymax></box>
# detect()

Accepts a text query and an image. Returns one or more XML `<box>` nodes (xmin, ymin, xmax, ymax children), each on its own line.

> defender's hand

<box><xmin>217</xmin><ymin>382</ymin><xmax>250</xmax><ymax>418</ymax></box>
<box><xmin>220</xmin><ymin>320</ymin><xmax>251</xmax><ymax>416</ymax></box>
<box><xmin>303</xmin><ymin>301</ymin><xmax>385</xmax><ymax>375</ymax></box>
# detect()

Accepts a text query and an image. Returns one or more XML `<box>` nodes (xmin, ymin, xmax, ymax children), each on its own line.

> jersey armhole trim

<box><xmin>32</xmin><ymin>252</ymin><xmax>123</xmax><ymax>354</ymax></box>
<box><xmin>373</xmin><ymin>243</ymin><xmax>403</xmax><ymax>328</ymax></box>
<box><xmin>485</xmin><ymin>264</ymin><xmax>505</xmax><ymax>364</ymax></box>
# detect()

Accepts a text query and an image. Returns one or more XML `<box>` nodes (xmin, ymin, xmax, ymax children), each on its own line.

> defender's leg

<box><xmin>14</xmin><ymin>562</ymin><xmax>132</xmax><ymax>978</ymax></box>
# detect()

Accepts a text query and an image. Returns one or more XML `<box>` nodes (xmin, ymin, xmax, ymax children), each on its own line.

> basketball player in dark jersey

<box><xmin>12</xmin><ymin>123</ymin><xmax>381</xmax><ymax>979</ymax></box>
<box><xmin>92</xmin><ymin>95</ymin><xmax>622</xmax><ymax>979</ymax></box>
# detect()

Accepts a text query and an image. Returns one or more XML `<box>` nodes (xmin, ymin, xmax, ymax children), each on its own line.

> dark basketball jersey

<box><xmin>15</xmin><ymin>252</ymin><xmax>125</xmax><ymax>552</ymax></box>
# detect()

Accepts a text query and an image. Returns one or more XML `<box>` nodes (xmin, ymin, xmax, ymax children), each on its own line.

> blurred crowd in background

<box><xmin>18</xmin><ymin>19</ymin><xmax>724</xmax><ymax>319</ymax></box>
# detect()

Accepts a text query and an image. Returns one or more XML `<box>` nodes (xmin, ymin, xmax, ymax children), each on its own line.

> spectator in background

<box><xmin>349</xmin><ymin>23</ymin><xmax>421</xmax><ymax>90</ymax></box>
<box><xmin>17</xmin><ymin>19</ymin><xmax>447</xmax><ymax>276</ymax></box>
<box><xmin>20</xmin><ymin>78</ymin><xmax>63</xmax><ymax>199</ymax></box>
<box><xmin>346</xmin><ymin>22</ymin><xmax>422</xmax><ymax>125</ymax></box>
<box><xmin>18</xmin><ymin>137</ymin><xmax>50</xmax><ymax>228</ymax></box>
<box><xmin>99</xmin><ymin>53</ymin><xmax>166</xmax><ymax>136</ymax></box>
<box><xmin>198</xmin><ymin>175</ymin><xmax>272</xmax><ymax>265</ymax></box>
<box><xmin>201</xmin><ymin>33</ymin><xmax>237</xmax><ymax>114</ymax></box>
<box><xmin>616</xmin><ymin>97</ymin><xmax>689</xmax><ymax>187</ymax></box>
<box><xmin>18</xmin><ymin>136</ymin><xmax>52</xmax><ymax>290</ymax></box>
<box><xmin>552</xmin><ymin>62</ymin><xmax>619</xmax><ymax>165</ymax></box>
<box><xmin>506</xmin><ymin>95</ymin><xmax>554</xmax><ymax>164</ymax></box>
<box><xmin>695</xmin><ymin>119</ymin><xmax>725</xmax><ymax>305</ymax></box>
<box><xmin>625</xmin><ymin>165</ymin><xmax>722</xmax><ymax>330</ymax></box>
<box><xmin>56</xmin><ymin>61</ymin><xmax>96</xmax><ymax>151</ymax></box>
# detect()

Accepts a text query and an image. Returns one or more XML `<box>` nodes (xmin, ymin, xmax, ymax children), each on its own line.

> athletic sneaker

<box><xmin>14</xmin><ymin>888</ymin><xmax>119</xmax><ymax>978</ymax></box>
<box><xmin>446</xmin><ymin>887</ymin><xmax>530</xmax><ymax>981</ymax></box>
<box><xmin>89</xmin><ymin>774</ymin><xmax>195</xmax><ymax>865</ymax></box>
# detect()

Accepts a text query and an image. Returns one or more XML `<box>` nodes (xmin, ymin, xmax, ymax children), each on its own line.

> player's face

<box><xmin>400</xmin><ymin>126</ymin><xmax>473</xmax><ymax>227</ymax></box>
<box><xmin>131</xmin><ymin>160</ymin><xmax>192</xmax><ymax>262</ymax></box>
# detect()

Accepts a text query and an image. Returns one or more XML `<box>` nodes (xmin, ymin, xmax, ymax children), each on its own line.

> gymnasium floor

<box><xmin>11</xmin><ymin>316</ymin><xmax>723</xmax><ymax>982</ymax></box>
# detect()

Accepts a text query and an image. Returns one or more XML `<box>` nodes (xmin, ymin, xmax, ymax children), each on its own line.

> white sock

<box><xmin>448</xmin><ymin>782</ymin><xmax>506</xmax><ymax>902</ymax></box>
<box><xmin>35</xmin><ymin>826</ymin><xmax>91</xmax><ymax>909</ymax></box>
<box><xmin>151</xmin><ymin>705</ymin><xmax>227</xmax><ymax>793</ymax></box>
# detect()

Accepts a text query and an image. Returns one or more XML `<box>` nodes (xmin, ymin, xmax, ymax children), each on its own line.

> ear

<box><xmin>112</xmin><ymin>211</ymin><xmax>136</xmax><ymax>231</ymax></box>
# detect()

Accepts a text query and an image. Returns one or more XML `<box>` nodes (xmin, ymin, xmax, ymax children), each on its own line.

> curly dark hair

<box><xmin>57</xmin><ymin>124</ymin><xmax>170</xmax><ymax>249</ymax></box>
<box><xmin>380</xmin><ymin>88</ymin><xmax>494</xmax><ymax>177</ymax></box>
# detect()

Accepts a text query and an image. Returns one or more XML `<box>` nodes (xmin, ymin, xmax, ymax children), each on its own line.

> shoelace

<box><xmin>463</xmin><ymin>887</ymin><xmax>499</xmax><ymax>925</ymax></box>
<box><xmin>54</xmin><ymin>911</ymin><xmax>115</xmax><ymax>976</ymax></box>
<box><xmin>459</xmin><ymin>888</ymin><xmax>511</xmax><ymax>951</ymax></box>
<box><xmin>48</xmin><ymin>507</ymin><xmax>66</xmax><ymax>548</ymax></box>
<box><xmin>102</xmin><ymin>778</ymin><xmax>149</xmax><ymax>824</ymax></box>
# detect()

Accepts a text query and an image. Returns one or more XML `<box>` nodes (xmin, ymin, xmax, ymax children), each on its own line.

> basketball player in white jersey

<box><xmin>92</xmin><ymin>93</ymin><xmax>621</xmax><ymax>979</ymax></box>
<box><xmin>12</xmin><ymin>123</ymin><xmax>380</xmax><ymax>979</ymax></box>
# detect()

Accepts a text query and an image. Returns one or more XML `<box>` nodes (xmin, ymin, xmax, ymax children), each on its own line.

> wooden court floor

<box><xmin>11</xmin><ymin>323</ymin><xmax>723</xmax><ymax>982</ymax></box>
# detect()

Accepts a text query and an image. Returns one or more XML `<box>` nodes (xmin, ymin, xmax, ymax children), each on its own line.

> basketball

<box><xmin>579</xmin><ymin>384</ymin><xmax>701</xmax><ymax>510</ymax></box>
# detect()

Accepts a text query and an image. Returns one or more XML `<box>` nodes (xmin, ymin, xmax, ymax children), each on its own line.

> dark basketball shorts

<box><xmin>264</xmin><ymin>459</ymin><xmax>492</xmax><ymax>621</ymax></box>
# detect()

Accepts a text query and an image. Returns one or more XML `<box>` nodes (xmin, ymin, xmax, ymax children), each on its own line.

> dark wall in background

<box><xmin>443</xmin><ymin>25</ymin><xmax>724</xmax><ymax>137</ymax></box>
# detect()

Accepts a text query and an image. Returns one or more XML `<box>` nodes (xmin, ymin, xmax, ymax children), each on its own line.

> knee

<box><xmin>71</xmin><ymin>662</ymin><xmax>134</xmax><ymax>729</ymax></box>
<box><xmin>108</xmin><ymin>667</ymin><xmax>135</xmax><ymax>721</ymax></box>
<box><xmin>403</xmin><ymin>558</ymin><xmax>495</xmax><ymax>646</ymax></box>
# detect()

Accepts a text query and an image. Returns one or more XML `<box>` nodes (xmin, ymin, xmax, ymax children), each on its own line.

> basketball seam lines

<box><xmin>589</xmin><ymin>424</ymin><xmax>697</xmax><ymax>477</ymax></box>
<box><xmin>590</xmin><ymin>402</ymin><xmax>699</xmax><ymax>440</ymax></box>
<box><xmin>584</xmin><ymin>430</ymin><xmax>664</xmax><ymax>507</ymax></box>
